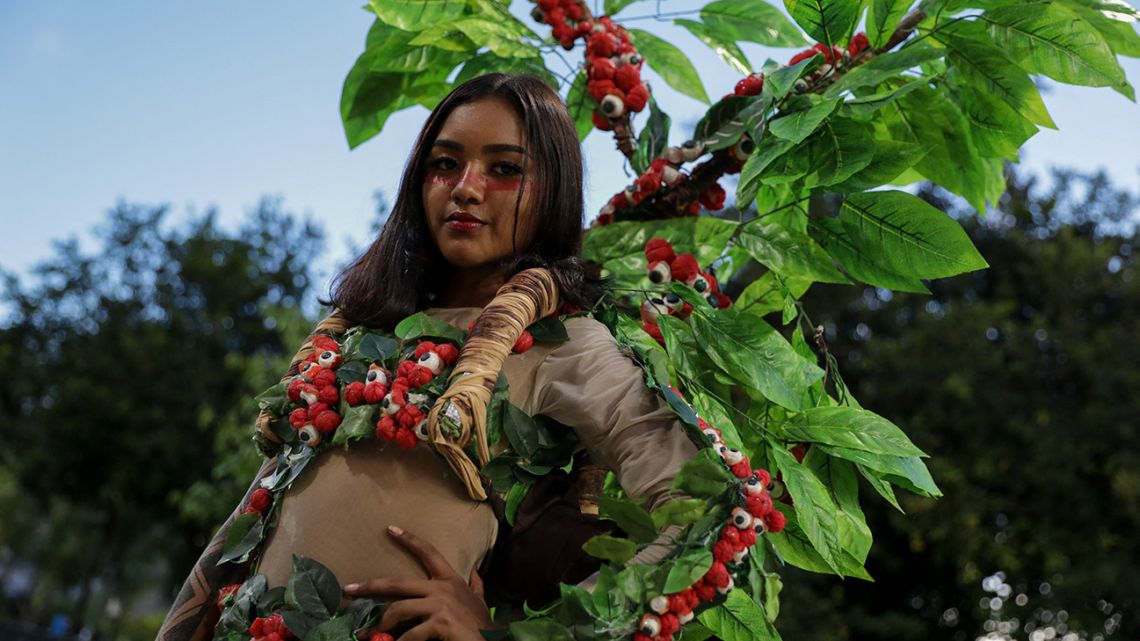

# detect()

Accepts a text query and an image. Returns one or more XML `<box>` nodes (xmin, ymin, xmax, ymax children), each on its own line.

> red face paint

<box><xmin>423</xmin><ymin>166</ymin><xmax>524</xmax><ymax>192</ymax></box>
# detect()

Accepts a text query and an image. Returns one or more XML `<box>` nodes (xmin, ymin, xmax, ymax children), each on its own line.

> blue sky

<box><xmin>2</xmin><ymin>1</ymin><xmax>1138</xmax><ymax>292</ymax></box>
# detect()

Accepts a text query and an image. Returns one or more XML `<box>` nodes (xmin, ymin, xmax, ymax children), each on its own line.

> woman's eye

<box><xmin>428</xmin><ymin>157</ymin><xmax>457</xmax><ymax>171</ymax></box>
<box><xmin>495</xmin><ymin>163</ymin><xmax>522</xmax><ymax>177</ymax></box>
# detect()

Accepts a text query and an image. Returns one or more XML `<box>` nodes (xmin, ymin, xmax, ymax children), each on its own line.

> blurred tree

<box><xmin>0</xmin><ymin>199</ymin><xmax>323</xmax><ymax>637</ymax></box>
<box><xmin>774</xmin><ymin>167</ymin><xmax>1140</xmax><ymax>641</ymax></box>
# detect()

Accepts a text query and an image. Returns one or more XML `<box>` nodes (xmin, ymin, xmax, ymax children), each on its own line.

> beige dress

<box><xmin>256</xmin><ymin>306</ymin><xmax>697</xmax><ymax>587</ymax></box>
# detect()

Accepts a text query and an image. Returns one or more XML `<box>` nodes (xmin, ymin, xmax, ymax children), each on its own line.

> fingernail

<box><xmin>388</xmin><ymin>525</ymin><xmax>403</xmax><ymax>536</ymax></box>
<box><xmin>344</xmin><ymin>583</ymin><xmax>359</xmax><ymax>592</ymax></box>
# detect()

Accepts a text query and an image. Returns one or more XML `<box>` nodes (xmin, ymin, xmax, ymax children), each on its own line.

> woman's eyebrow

<box><xmin>432</xmin><ymin>139</ymin><xmax>528</xmax><ymax>155</ymax></box>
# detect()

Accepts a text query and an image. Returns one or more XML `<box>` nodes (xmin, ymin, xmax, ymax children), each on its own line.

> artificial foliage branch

<box><xmin>335</xmin><ymin>1</ymin><xmax>1139</xmax><ymax>639</ymax></box>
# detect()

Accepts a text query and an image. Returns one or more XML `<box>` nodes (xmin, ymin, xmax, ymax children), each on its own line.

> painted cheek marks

<box><xmin>425</xmin><ymin>171</ymin><xmax>459</xmax><ymax>189</ymax></box>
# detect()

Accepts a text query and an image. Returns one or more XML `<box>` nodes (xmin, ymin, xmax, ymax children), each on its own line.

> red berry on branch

<box><xmin>376</xmin><ymin>416</ymin><xmax>398</xmax><ymax>441</ymax></box>
<box><xmin>614</xmin><ymin>64</ymin><xmax>641</xmax><ymax>91</ymax></box>
<box><xmin>587</xmin><ymin>78</ymin><xmax>618</xmax><ymax>102</ymax></box>
<box><xmin>763</xmin><ymin>509</ymin><xmax>787</xmax><ymax>533</ymax></box>
<box><xmin>513</xmin><ymin>330</ymin><xmax>535</xmax><ymax>353</ymax></box>
<box><xmin>592</xmin><ymin>111</ymin><xmax>613</xmax><ymax>131</ymax></box>
<box><xmin>345</xmin><ymin>381</ymin><xmax>366</xmax><ymax>406</ymax></box>
<box><xmin>318</xmin><ymin>385</ymin><xmax>339</xmax><ymax>405</ymax></box>
<box><xmin>289</xmin><ymin>408</ymin><xmax>308</xmax><ymax>428</ymax></box>
<box><xmin>245</xmin><ymin>488</ymin><xmax>272</xmax><ymax>516</ymax></box>
<box><xmin>848</xmin><ymin>32</ymin><xmax>870</xmax><ymax>56</ymax></box>
<box><xmin>587</xmin><ymin>32</ymin><xmax>616</xmax><ymax>58</ymax></box>
<box><xmin>625</xmin><ymin>84</ymin><xmax>649</xmax><ymax>112</ymax></box>
<box><xmin>395</xmin><ymin>428</ymin><xmax>418</xmax><ymax>450</ymax></box>
<box><xmin>589</xmin><ymin>57</ymin><xmax>616</xmax><ymax>80</ymax></box>
<box><xmin>315</xmin><ymin>410</ymin><xmax>341</xmax><ymax>433</ymax></box>
<box><xmin>363</xmin><ymin>382</ymin><xmax>387</xmax><ymax>404</ymax></box>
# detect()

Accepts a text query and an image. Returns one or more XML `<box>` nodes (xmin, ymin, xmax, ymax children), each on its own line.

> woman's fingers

<box><xmin>375</xmin><ymin>598</ymin><xmax>435</xmax><ymax>633</ymax></box>
<box><xmin>387</xmin><ymin>525</ymin><xmax>459</xmax><ymax>580</ymax></box>
<box><xmin>343</xmin><ymin>577</ymin><xmax>434</xmax><ymax>598</ymax></box>
<box><xmin>395</xmin><ymin>620</ymin><xmax>442</xmax><ymax>641</ymax></box>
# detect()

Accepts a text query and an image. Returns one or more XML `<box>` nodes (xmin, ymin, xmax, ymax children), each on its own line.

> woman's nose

<box><xmin>451</xmin><ymin>163</ymin><xmax>485</xmax><ymax>204</ymax></box>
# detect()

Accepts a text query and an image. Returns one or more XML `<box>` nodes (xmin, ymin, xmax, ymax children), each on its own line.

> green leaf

<box><xmin>867</xmin><ymin>0</ymin><xmax>913</xmax><ymax>48</ymax></box>
<box><xmin>700</xmin><ymin>0</ymin><xmax>810</xmax><ymax>47</ymax></box>
<box><xmin>691</xmin><ymin>388</ymin><xmax>746</xmax><ymax>451</ymax></box>
<box><xmin>689</xmin><ymin>307</ymin><xmax>824</xmax><ymax>410</ymax></box>
<box><xmin>582</xmin><ymin>533</ymin><xmax>638</xmax><ymax>564</ymax></box>
<box><xmin>606</xmin><ymin>0</ymin><xmax>641</xmax><ymax>15</ymax></box>
<box><xmin>736</xmin><ymin>272</ymin><xmax>812</xmax><ymax>316</ymax></box>
<box><xmin>582</xmin><ymin>217</ymin><xmax>738</xmax><ymax>282</ymax></box>
<box><xmin>837</xmin><ymin>190</ymin><xmax>989</xmax><ymax>279</ymax></box>
<box><xmin>285</xmin><ymin>556</ymin><xmax>342</xmax><ymax>619</ymax></box>
<box><xmin>783</xmin><ymin>0</ymin><xmax>863</xmax><ymax>48</ymax></box>
<box><xmin>841</xmin><ymin>79</ymin><xmax>926</xmax><ymax>118</ymax></box>
<box><xmin>254</xmin><ymin>381</ymin><xmax>289</xmax><ymax>415</ymax></box>
<box><xmin>341</xmin><ymin>44</ymin><xmax>452</xmax><ymax>149</ymax></box>
<box><xmin>763</xmin><ymin>573</ymin><xmax>784</xmax><ymax>621</ymax></box>
<box><xmin>526</xmin><ymin>316</ymin><xmax>569</xmax><ymax>343</ymax></box>
<box><xmin>503</xmin><ymin>403</ymin><xmax>551</xmax><ymax>460</ymax></box>
<box><xmin>445</xmin><ymin>18</ymin><xmax>537</xmax><ymax>58</ymax></box>
<box><xmin>829</xmin><ymin>139</ymin><xmax>927</xmax><ymax>192</ymax></box>
<box><xmin>504</xmin><ymin>480</ymin><xmax>529</xmax><ymax>526</ymax></box>
<box><xmin>675</xmin><ymin>19</ymin><xmax>752</xmax><ymax>75</ymax></box>
<box><xmin>1068</xmin><ymin>2</ymin><xmax>1140</xmax><ymax>57</ymax></box>
<box><xmin>628</xmin><ymin>28</ymin><xmax>711</xmax><ymax>103</ymax></box>
<box><xmin>810</xmin><ymin>215</ymin><xmax>924</xmax><ymax>293</ymax></box>
<box><xmin>947</xmin><ymin>83</ymin><xmax>1038</xmax><ymax>158</ymax></box>
<box><xmin>332</xmin><ymin>404</ymin><xmax>375</xmax><ymax>445</ymax></box>
<box><xmin>597</xmin><ymin>494</ymin><xmax>658</xmax><ymax>543</ymax></box>
<box><xmin>981</xmin><ymin>3</ymin><xmax>1133</xmax><ymax>98</ymax></box>
<box><xmin>940</xmin><ymin>33</ymin><xmax>1056</xmax><ymax>128</ymax></box>
<box><xmin>670</xmin><ymin>449</ymin><xmax>736</xmax><ymax>497</ymax></box>
<box><xmin>565</xmin><ymin>69</ymin><xmax>598</xmax><ymax>142</ymax></box>
<box><xmin>820</xmin><ymin>445</ymin><xmax>942</xmax><ymax>497</ymax></box>
<box><xmin>306</xmin><ymin>615</ymin><xmax>356</xmax><ymax>641</ymax></box>
<box><xmin>856</xmin><ymin>462</ymin><xmax>904</xmax><ymax>511</ymax></box>
<box><xmin>219</xmin><ymin>512</ymin><xmax>265</xmax><ymax>564</ymax></box>
<box><xmin>694</xmin><ymin>96</ymin><xmax>769</xmax><ymax>151</ymax></box>
<box><xmin>805</xmin><ymin>448</ymin><xmax>873</xmax><ymax>563</ymax></box>
<box><xmin>766</xmin><ymin>507</ymin><xmax>872</xmax><ymax>578</ymax></box>
<box><xmin>509</xmin><ymin>619</ymin><xmax>574</xmax><ymax>641</ymax></box>
<box><xmin>796</xmin><ymin>118</ymin><xmax>877</xmax><ymax>189</ymax></box>
<box><xmin>780</xmin><ymin>406</ymin><xmax>928</xmax><ymax>457</ymax></box>
<box><xmin>455</xmin><ymin>51</ymin><xmax>558</xmax><ymax>88</ymax></box>
<box><xmin>737</xmin><ymin>218</ymin><xmax>850</xmax><ymax>284</ymax></box>
<box><xmin>394</xmin><ymin>311</ymin><xmax>466</xmax><ymax>342</ymax></box>
<box><xmin>633</xmin><ymin>94</ymin><xmax>672</xmax><ymax>175</ymax></box>
<box><xmin>358</xmin><ymin>333</ymin><xmax>399</xmax><ymax>363</ymax></box>
<box><xmin>664</xmin><ymin>548</ymin><xmax>714</xmax><ymax>593</ymax></box>
<box><xmin>698</xmin><ymin>590</ymin><xmax>782</xmax><ymax>641</ymax></box>
<box><xmin>771</xmin><ymin>446</ymin><xmax>840</xmax><ymax>572</ymax></box>
<box><xmin>826</xmin><ymin>43</ymin><xmax>944</xmax><ymax>96</ymax></box>
<box><xmin>651</xmin><ymin>497</ymin><xmax>709</xmax><ymax>528</ymax></box>
<box><xmin>366</xmin><ymin>0</ymin><xmax>466</xmax><ymax>31</ymax></box>
<box><xmin>768</xmin><ymin>97</ymin><xmax>842</xmax><ymax>144</ymax></box>
<box><xmin>765</xmin><ymin>55</ymin><xmax>825</xmax><ymax>101</ymax></box>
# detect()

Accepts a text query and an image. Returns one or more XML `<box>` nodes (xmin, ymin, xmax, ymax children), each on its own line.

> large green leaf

<box><xmin>828</xmin><ymin>139</ymin><xmax>927</xmax><ymax>192</ymax></box>
<box><xmin>940</xmin><ymin>33</ymin><xmax>1056</xmax><ymax>128</ymax></box>
<box><xmin>783</xmin><ymin>0</ymin><xmax>863</xmax><ymax>48</ymax></box>
<box><xmin>837</xmin><ymin>190</ymin><xmax>989</xmax><ymax>280</ymax></box>
<box><xmin>285</xmin><ymin>556</ymin><xmax>342</xmax><ymax>619</ymax></box>
<box><xmin>689</xmin><ymin>306</ymin><xmax>824</xmax><ymax>410</ymax></box>
<box><xmin>701</xmin><ymin>0</ymin><xmax>810</xmax><ymax>47</ymax></box>
<box><xmin>675</xmin><ymin>19</ymin><xmax>752</xmax><ymax>75</ymax></box>
<box><xmin>455</xmin><ymin>51</ymin><xmax>558</xmax><ymax>88</ymax></box>
<box><xmin>412</xmin><ymin>17</ymin><xmax>534</xmax><ymax>57</ymax></box>
<box><xmin>771</xmin><ymin>445</ymin><xmax>840</xmax><ymax>572</ymax></box>
<box><xmin>736</xmin><ymin>272</ymin><xmax>813</xmax><ymax>316</ymax></box>
<box><xmin>821</xmin><ymin>444</ymin><xmax>942</xmax><ymax>497</ymax></box>
<box><xmin>582</xmin><ymin>534</ymin><xmax>638</xmax><ymax>564</ymax></box>
<box><xmin>509</xmin><ymin>619</ymin><xmax>574</xmax><ymax>641</ymax></box>
<box><xmin>948</xmin><ymin>84</ymin><xmax>1038</xmax><ymax>158</ymax></box>
<box><xmin>768</xmin><ymin>97</ymin><xmax>842</xmax><ymax>144</ymax></box>
<box><xmin>867</xmin><ymin>0</ymin><xmax>913</xmax><ymax>48</ymax></box>
<box><xmin>737</xmin><ymin>219</ymin><xmax>849</xmax><ymax>284</ymax></box>
<box><xmin>366</xmin><ymin>0</ymin><xmax>467</xmax><ymax>31</ymax></box>
<box><xmin>670</xmin><ymin>449</ymin><xmax>737</xmax><ymax>497</ymax></box>
<box><xmin>627</xmin><ymin>28</ymin><xmax>711</xmax><ymax>104</ymax></box>
<box><xmin>981</xmin><ymin>3</ymin><xmax>1133</xmax><ymax>98</ymax></box>
<box><xmin>796</xmin><ymin>118</ymin><xmax>877</xmax><ymax>189</ymax></box>
<box><xmin>565</xmin><ymin>68</ymin><xmax>598</xmax><ymax>142</ymax></box>
<box><xmin>694</xmin><ymin>96</ymin><xmax>770</xmax><ymax>151</ymax></box>
<box><xmin>219</xmin><ymin>512</ymin><xmax>265</xmax><ymax>564</ymax></box>
<box><xmin>394</xmin><ymin>312</ymin><xmax>466</xmax><ymax>342</ymax></box>
<box><xmin>810</xmin><ymin>216</ymin><xmax>928</xmax><ymax>292</ymax></box>
<box><xmin>606</xmin><ymin>0</ymin><xmax>642</xmax><ymax>15</ymax></box>
<box><xmin>664</xmin><ymin>548</ymin><xmax>714</xmax><ymax>592</ymax></box>
<box><xmin>597</xmin><ymin>495</ymin><xmax>658</xmax><ymax>543</ymax></box>
<box><xmin>766</xmin><ymin>507</ymin><xmax>873</xmax><ymax>578</ymax></box>
<box><xmin>806</xmin><ymin>448</ymin><xmax>872</xmax><ymax>562</ymax></box>
<box><xmin>780</xmin><ymin>406</ymin><xmax>927</xmax><ymax>457</ymax></box>
<box><xmin>825</xmin><ymin>43</ymin><xmax>944</xmax><ymax>96</ymax></box>
<box><xmin>698</xmin><ymin>590</ymin><xmax>782</xmax><ymax>641</ymax></box>
<box><xmin>633</xmin><ymin>94</ymin><xmax>672</xmax><ymax>175</ymax></box>
<box><xmin>1068</xmin><ymin>2</ymin><xmax>1140</xmax><ymax>57</ymax></box>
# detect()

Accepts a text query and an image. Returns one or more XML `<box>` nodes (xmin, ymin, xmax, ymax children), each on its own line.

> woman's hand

<box><xmin>344</xmin><ymin>525</ymin><xmax>496</xmax><ymax>641</ymax></box>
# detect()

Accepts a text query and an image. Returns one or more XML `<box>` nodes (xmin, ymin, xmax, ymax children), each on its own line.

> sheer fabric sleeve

<box><xmin>530</xmin><ymin>316</ymin><xmax>698</xmax><ymax>512</ymax></box>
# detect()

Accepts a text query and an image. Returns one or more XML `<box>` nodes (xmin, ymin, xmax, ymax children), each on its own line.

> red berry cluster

<box><xmin>285</xmin><ymin>336</ymin><xmax>344</xmax><ymax>448</ymax></box>
<box><xmin>531</xmin><ymin>0</ymin><xmax>592</xmax><ymax>50</ymax></box>
<box><xmin>370</xmin><ymin>341</ymin><xmax>460</xmax><ymax>449</ymax></box>
<box><xmin>216</xmin><ymin>583</ymin><xmax>241</xmax><ymax>610</ymax></box>
<box><xmin>639</xmin><ymin>238</ymin><xmax>731</xmax><ymax>344</ymax></box>
<box><xmin>244</xmin><ymin>487</ymin><xmax>272</xmax><ymax>517</ymax></box>
<box><xmin>248</xmin><ymin>613</ymin><xmax>293</xmax><ymax>641</ymax></box>
<box><xmin>594</xmin><ymin>140</ymin><xmax>719</xmax><ymax>226</ymax></box>
<box><xmin>785</xmin><ymin>32</ymin><xmax>872</xmax><ymax>93</ymax></box>
<box><xmin>732</xmin><ymin>73</ymin><xmax>764</xmax><ymax>98</ymax></box>
<box><xmin>632</xmin><ymin>390</ymin><xmax>785</xmax><ymax>641</ymax></box>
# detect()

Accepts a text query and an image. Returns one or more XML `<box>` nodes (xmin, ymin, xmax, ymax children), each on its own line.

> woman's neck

<box><xmin>431</xmin><ymin>264</ymin><xmax>506</xmax><ymax>309</ymax></box>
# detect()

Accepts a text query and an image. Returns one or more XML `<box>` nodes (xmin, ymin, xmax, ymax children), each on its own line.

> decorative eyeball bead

<box><xmin>663</xmin><ymin>292</ymin><xmax>684</xmax><ymax>313</ymax></box>
<box><xmin>701</xmin><ymin>427</ymin><xmax>721</xmax><ymax>444</ymax></box>
<box><xmin>624</xmin><ymin>53</ymin><xmax>642</xmax><ymax>66</ymax></box>
<box><xmin>600</xmin><ymin>94</ymin><xmax>625</xmax><ymax>118</ymax></box>
<box><xmin>753</xmin><ymin>515</ymin><xmax>767</xmax><ymax>535</ymax></box>
<box><xmin>690</xmin><ymin>273</ymin><xmax>710</xmax><ymax>293</ymax></box>
<box><xmin>818</xmin><ymin>63</ymin><xmax>833</xmax><ymax>77</ymax></box>
<box><xmin>638</xmin><ymin>614</ymin><xmax>661</xmax><ymax>638</ymax></box>
<box><xmin>724</xmin><ymin>447</ymin><xmax>744</xmax><ymax>465</ymax></box>
<box><xmin>680</xmin><ymin>611</ymin><xmax>695</xmax><ymax>624</ymax></box>
<box><xmin>732</xmin><ymin>136</ymin><xmax>755</xmax><ymax>162</ymax></box>
<box><xmin>414</xmin><ymin>419</ymin><xmax>430</xmax><ymax>442</ymax></box>
<box><xmin>743</xmin><ymin>475</ymin><xmax>764</xmax><ymax>496</ymax></box>
<box><xmin>645</xmin><ymin>297</ymin><xmax>670</xmax><ymax>319</ymax></box>
<box><xmin>649</xmin><ymin>595</ymin><xmax>669</xmax><ymax>615</ymax></box>
<box><xmin>662</xmin><ymin>165</ymin><xmax>682</xmax><ymax>185</ymax></box>
<box><xmin>366</xmin><ymin>365</ymin><xmax>388</xmax><ymax>386</ymax></box>
<box><xmin>664</xmin><ymin>146</ymin><xmax>684</xmax><ymax>164</ymax></box>
<box><xmin>530</xmin><ymin>6</ymin><xmax>544</xmax><ymax>21</ymax></box>
<box><xmin>681</xmin><ymin>140</ymin><xmax>706</xmax><ymax>162</ymax></box>
<box><xmin>718</xmin><ymin>575</ymin><xmax>734</xmax><ymax>595</ymax></box>
<box><xmin>381</xmin><ymin>394</ymin><xmax>400</xmax><ymax>415</ymax></box>
<box><xmin>733</xmin><ymin>547</ymin><xmax>750</xmax><ymax>563</ymax></box>
<box><xmin>769</xmin><ymin>478</ymin><xmax>788</xmax><ymax>500</ymax></box>
<box><xmin>418</xmin><ymin>351</ymin><xmax>444</xmax><ymax>375</ymax></box>
<box><xmin>731</xmin><ymin>506</ymin><xmax>752</xmax><ymax>529</ymax></box>
<box><xmin>703</xmin><ymin>289</ymin><xmax>720</xmax><ymax>307</ymax></box>
<box><xmin>317</xmin><ymin>350</ymin><xmax>341</xmax><ymax>368</ymax></box>
<box><xmin>592</xmin><ymin>22</ymin><xmax>607</xmax><ymax>33</ymax></box>
<box><xmin>793</xmin><ymin>78</ymin><xmax>809</xmax><ymax>94</ymax></box>
<box><xmin>298</xmin><ymin>424</ymin><xmax>322</xmax><ymax>447</ymax></box>
<box><xmin>601</xmin><ymin>203</ymin><xmax>616</xmax><ymax>217</ymax></box>
<box><xmin>299</xmin><ymin>385</ymin><xmax>319</xmax><ymax>406</ymax></box>
<box><xmin>647</xmin><ymin>261</ymin><xmax>672</xmax><ymax>284</ymax></box>
<box><xmin>624</xmin><ymin>185</ymin><xmax>638</xmax><ymax>201</ymax></box>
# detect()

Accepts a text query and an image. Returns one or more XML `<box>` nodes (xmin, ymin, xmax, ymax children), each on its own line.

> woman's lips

<box><xmin>445</xmin><ymin>219</ymin><xmax>485</xmax><ymax>232</ymax></box>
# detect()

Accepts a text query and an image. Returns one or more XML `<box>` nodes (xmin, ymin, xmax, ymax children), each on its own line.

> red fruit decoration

<box><xmin>513</xmin><ymin>330</ymin><xmax>535</xmax><ymax>353</ymax></box>
<box><xmin>282</xmin><ymin>334</ymin><xmax>345</xmax><ymax>448</ymax></box>
<box><xmin>216</xmin><ymin>583</ymin><xmax>241</xmax><ymax>610</ymax></box>
<box><xmin>249</xmin><ymin>614</ymin><xmax>293</xmax><ymax>641</ymax></box>
<box><xmin>244</xmin><ymin>488</ymin><xmax>272</xmax><ymax>517</ymax></box>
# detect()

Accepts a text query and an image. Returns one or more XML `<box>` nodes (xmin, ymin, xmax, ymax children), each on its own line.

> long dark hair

<box><xmin>326</xmin><ymin>73</ymin><xmax>609</xmax><ymax>329</ymax></box>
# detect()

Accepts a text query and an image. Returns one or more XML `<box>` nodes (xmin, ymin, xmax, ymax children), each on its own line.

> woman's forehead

<box><xmin>435</xmin><ymin>97</ymin><xmax>526</xmax><ymax>150</ymax></box>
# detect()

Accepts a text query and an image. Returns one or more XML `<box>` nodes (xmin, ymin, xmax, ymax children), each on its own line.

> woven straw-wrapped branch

<box><xmin>255</xmin><ymin>267</ymin><xmax>559</xmax><ymax>501</ymax></box>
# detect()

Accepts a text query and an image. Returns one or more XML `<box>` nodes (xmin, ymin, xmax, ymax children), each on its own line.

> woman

<box><xmin>158</xmin><ymin>73</ymin><xmax>697</xmax><ymax>641</ymax></box>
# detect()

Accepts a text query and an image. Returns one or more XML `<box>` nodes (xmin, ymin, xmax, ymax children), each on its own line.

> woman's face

<box><xmin>422</xmin><ymin>96</ymin><xmax>537</xmax><ymax>271</ymax></box>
